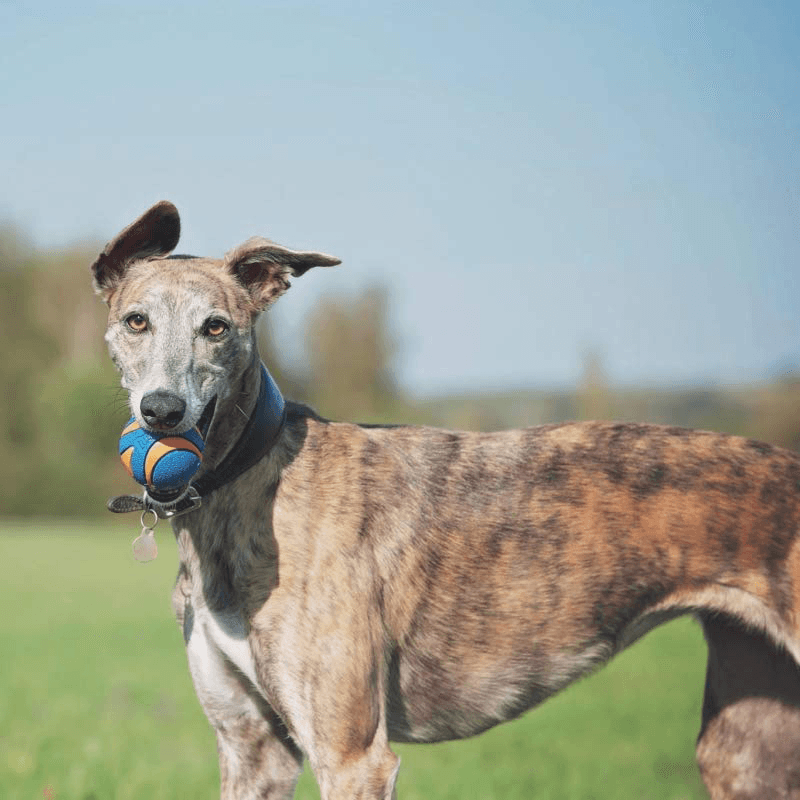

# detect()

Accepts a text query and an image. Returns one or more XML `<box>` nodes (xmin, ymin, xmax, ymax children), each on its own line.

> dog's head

<box><xmin>91</xmin><ymin>201</ymin><xmax>340</xmax><ymax>435</ymax></box>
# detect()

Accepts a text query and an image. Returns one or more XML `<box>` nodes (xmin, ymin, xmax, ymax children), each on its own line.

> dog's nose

<box><xmin>140</xmin><ymin>391</ymin><xmax>187</xmax><ymax>429</ymax></box>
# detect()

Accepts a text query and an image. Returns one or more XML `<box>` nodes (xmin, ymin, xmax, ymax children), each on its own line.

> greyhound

<box><xmin>92</xmin><ymin>201</ymin><xmax>800</xmax><ymax>799</ymax></box>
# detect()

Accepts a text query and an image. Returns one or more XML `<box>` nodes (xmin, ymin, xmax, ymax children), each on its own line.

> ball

<box><xmin>118</xmin><ymin>418</ymin><xmax>204</xmax><ymax>491</ymax></box>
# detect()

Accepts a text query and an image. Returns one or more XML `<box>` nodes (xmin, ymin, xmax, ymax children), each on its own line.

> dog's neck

<box><xmin>191</xmin><ymin>357</ymin><xmax>286</xmax><ymax>497</ymax></box>
<box><xmin>202</xmin><ymin>358</ymin><xmax>264</xmax><ymax>471</ymax></box>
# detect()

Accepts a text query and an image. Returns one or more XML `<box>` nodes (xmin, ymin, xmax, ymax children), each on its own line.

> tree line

<box><xmin>1</xmin><ymin>223</ymin><xmax>797</xmax><ymax>517</ymax></box>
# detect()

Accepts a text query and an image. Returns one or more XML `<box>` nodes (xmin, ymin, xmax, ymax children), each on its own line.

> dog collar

<box><xmin>108</xmin><ymin>363</ymin><xmax>285</xmax><ymax>520</ymax></box>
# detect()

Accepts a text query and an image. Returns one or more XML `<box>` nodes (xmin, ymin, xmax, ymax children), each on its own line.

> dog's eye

<box><xmin>204</xmin><ymin>319</ymin><xmax>229</xmax><ymax>337</ymax></box>
<box><xmin>125</xmin><ymin>313</ymin><xmax>148</xmax><ymax>333</ymax></box>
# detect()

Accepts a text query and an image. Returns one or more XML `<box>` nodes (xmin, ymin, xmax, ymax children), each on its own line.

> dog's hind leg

<box><xmin>697</xmin><ymin>615</ymin><xmax>800</xmax><ymax>799</ymax></box>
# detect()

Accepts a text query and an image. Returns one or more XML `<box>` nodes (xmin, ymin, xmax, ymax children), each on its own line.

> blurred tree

<box><xmin>0</xmin><ymin>226</ymin><xmax>59</xmax><ymax>491</ymax></box>
<box><xmin>255</xmin><ymin>313</ymin><xmax>306</xmax><ymax>401</ymax></box>
<box><xmin>577</xmin><ymin>348</ymin><xmax>612</xmax><ymax>421</ymax></box>
<box><xmin>747</xmin><ymin>379</ymin><xmax>800</xmax><ymax>452</ymax></box>
<box><xmin>303</xmin><ymin>284</ymin><xmax>401</xmax><ymax>421</ymax></box>
<box><xmin>0</xmin><ymin>228</ymin><xmax>126</xmax><ymax>515</ymax></box>
<box><xmin>448</xmin><ymin>402</ymin><xmax>506</xmax><ymax>432</ymax></box>
<box><xmin>0</xmin><ymin>260</ymin><xmax>58</xmax><ymax>445</ymax></box>
<box><xmin>32</xmin><ymin>242</ymin><xmax>110</xmax><ymax>367</ymax></box>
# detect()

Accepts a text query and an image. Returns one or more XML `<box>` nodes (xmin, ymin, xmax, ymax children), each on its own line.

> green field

<box><xmin>2</xmin><ymin>521</ymin><xmax>708</xmax><ymax>799</ymax></box>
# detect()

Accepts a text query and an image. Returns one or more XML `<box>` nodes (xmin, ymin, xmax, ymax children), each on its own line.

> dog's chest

<box><xmin>175</xmin><ymin>521</ymin><xmax>277</xmax><ymax>697</ymax></box>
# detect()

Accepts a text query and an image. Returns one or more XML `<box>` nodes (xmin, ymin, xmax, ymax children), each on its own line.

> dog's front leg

<box><xmin>214</xmin><ymin>689</ymin><xmax>304</xmax><ymax>800</ymax></box>
<box><xmin>175</xmin><ymin>594</ymin><xmax>303</xmax><ymax>799</ymax></box>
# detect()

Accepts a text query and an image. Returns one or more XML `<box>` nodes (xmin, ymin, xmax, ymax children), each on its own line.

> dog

<box><xmin>91</xmin><ymin>201</ymin><xmax>800</xmax><ymax>799</ymax></box>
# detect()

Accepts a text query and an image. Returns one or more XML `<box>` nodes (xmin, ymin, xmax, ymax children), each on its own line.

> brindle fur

<box><xmin>92</xmin><ymin>201</ymin><xmax>800</xmax><ymax>799</ymax></box>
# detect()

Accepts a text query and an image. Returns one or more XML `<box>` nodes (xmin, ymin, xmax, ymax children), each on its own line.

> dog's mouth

<box><xmin>197</xmin><ymin>396</ymin><xmax>217</xmax><ymax>439</ymax></box>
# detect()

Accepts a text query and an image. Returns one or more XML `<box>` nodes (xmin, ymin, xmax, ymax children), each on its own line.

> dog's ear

<box><xmin>224</xmin><ymin>236</ymin><xmax>341</xmax><ymax>311</ymax></box>
<box><xmin>91</xmin><ymin>201</ymin><xmax>181</xmax><ymax>303</ymax></box>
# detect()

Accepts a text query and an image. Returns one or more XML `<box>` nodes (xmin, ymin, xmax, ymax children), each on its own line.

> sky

<box><xmin>2</xmin><ymin>0</ymin><xmax>798</xmax><ymax>395</ymax></box>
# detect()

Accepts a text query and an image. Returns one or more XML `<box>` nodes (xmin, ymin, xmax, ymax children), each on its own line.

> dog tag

<box><xmin>133</xmin><ymin>509</ymin><xmax>159</xmax><ymax>562</ymax></box>
<box><xmin>133</xmin><ymin>527</ymin><xmax>158</xmax><ymax>562</ymax></box>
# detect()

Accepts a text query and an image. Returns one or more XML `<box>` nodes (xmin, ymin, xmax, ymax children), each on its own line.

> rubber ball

<box><xmin>118</xmin><ymin>418</ymin><xmax>204</xmax><ymax>490</ymax></box>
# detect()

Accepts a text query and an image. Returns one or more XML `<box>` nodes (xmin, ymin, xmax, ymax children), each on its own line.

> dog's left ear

<box><xmin>224</xmin><ymin>236</ymin><xmax>341</xmax><ymax>311</ymax></box>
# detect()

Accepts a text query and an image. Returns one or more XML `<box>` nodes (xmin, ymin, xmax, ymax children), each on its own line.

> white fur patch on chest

<box><xmin>190</xmin><ymin>602</ymin><xmax>261</xmax><ymax>689</ymax></box>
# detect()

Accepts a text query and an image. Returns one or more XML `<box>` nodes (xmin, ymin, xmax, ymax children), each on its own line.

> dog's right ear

<box><xmin>90</xmin><ymin>201</ymin><xmax>181</xmax><ymax>303</ymax></box>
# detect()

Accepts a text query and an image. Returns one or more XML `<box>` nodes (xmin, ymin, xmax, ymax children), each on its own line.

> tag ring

<box><xmin>140</xmin><ymin>508</ymin><xmax>158</xmax><ymax>530</ymax></box>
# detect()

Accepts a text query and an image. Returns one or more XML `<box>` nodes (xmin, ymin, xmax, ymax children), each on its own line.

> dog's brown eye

<box><xmin>205</xmin><ymin>319</ymin><xmax>229</xmax><ymax>337</ymax></box>
<box><xmin>126</xmin><ymin>313</ymin><xmax>147</xmax><ymax>332</ymax></box>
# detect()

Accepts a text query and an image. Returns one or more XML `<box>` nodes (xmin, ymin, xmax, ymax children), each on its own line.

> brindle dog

<box><xmin>92</xmin><ymin>201</ymin><xmax>800</xmax><ymax>799</ymax></box>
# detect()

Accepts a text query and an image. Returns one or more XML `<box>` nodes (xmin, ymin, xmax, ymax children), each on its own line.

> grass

<box><xmin>1</xmin><ymin>520</ymin><xmax>708</xmax><ymax>799</ymax></box>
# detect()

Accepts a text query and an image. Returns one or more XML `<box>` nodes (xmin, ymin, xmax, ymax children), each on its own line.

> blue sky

<box><xmin>2</xmin><ymin>1</ymin><xmax>798</xmax><ymax>393</ymax></box>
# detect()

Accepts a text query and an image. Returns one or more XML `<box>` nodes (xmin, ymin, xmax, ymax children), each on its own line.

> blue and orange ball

<box><xmin>118</xmin><ymin>418</ymin><xmax>204</xmax><ymax>490</ymax></box>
